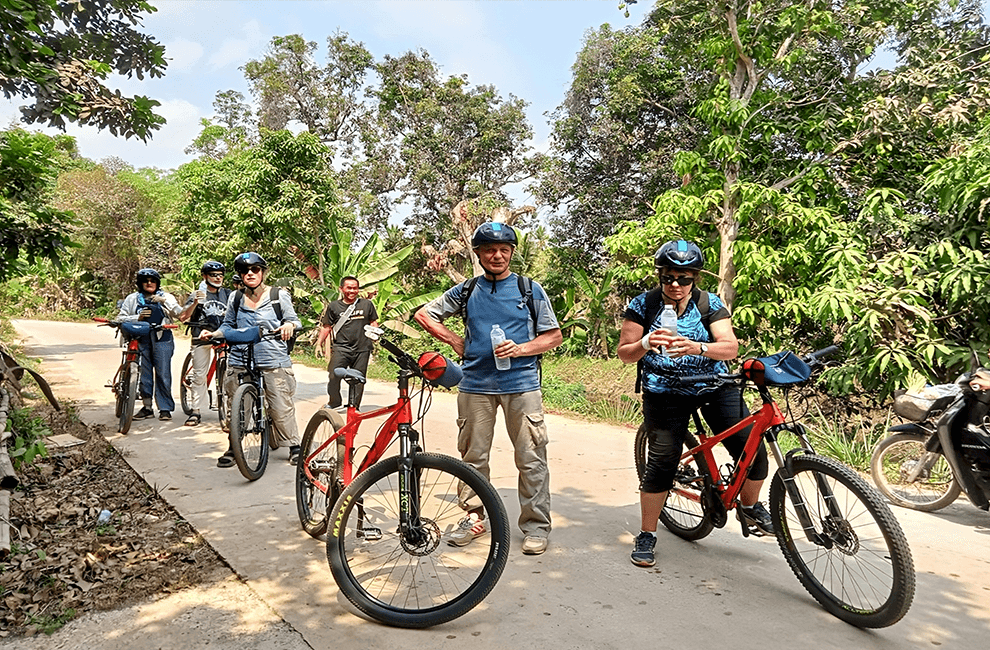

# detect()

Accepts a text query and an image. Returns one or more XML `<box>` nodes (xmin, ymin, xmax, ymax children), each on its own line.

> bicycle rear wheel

<box><xmin>634</xmin><ymin>424</ymin><xmax>714</xmax><ymax>541</ymax></box>
<box><xmin>770</xmin><ymin>454</ymin><xmax>915</xmax><ymax>628</ymax></box>
<box><xmin>327</xmin><ymin>452</ymin><xmax>510</xmax><ymax>628</ymax></box>
<box><xmin>118</xmin><ymin>361</ymin><xmax>139</xmax><ymax>435</ymax></box>
<box><xmin>296</xmin><ymin>409</ymin><xmax>343</xmax><ymax>538</ymax></box>
<box><xmin>215</xmin><ymin>356</ymin><xmax>227</xmax><ymax>424</ymax></box>
<box><xmin>229</xmin><ymin>383</ymin><xmax>269</xmax><ymax>481</ymax></box>
<box><xmin>179</xmin><ymin>352</ymin><xmax>194</xmax><ymax>416</ymax></box>
<box><xmin>870</xmin><ymin>433</ymin><xmax>960</xmax><ymax>512</ymax></box>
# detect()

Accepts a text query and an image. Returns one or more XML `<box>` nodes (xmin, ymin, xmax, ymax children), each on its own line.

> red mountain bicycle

<box><xmin>179</xmin><ymin>322</ymin><xmax>229</xmax><ymax>425</ymax></box>
<box><xmin>295</xmin><ymin>329</ymin><xmax>509</xmax><ymax>628</ymax></box>
<box><xmin>94</xmin><ymin>318</ymin><xmax>177</xmax><ymax>434</ymax></box>
<box><xmin>634</xmin><ymin>347</ymin><xmax>915</xmax><ymax>628</ymax></box>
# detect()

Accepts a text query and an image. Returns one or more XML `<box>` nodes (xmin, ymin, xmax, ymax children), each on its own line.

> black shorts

<box><xmin>639</xmin><ymin>386</ymin><xmax>769</xmax><ymax>493</ymax></box>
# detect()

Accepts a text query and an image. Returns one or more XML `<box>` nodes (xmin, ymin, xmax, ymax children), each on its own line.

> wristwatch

<box><xmin>699</xmin><ymin>343</ymin><xmax>709</xmax><ymax>357</ymax></box>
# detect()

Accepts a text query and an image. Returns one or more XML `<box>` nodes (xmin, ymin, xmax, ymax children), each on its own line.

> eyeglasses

<box><xmin>660</xmin><ymin>274</ymin><xmax>695</xmax><ymax>287</ymax></box>
<box><xmin>242</xmin><ymin>266</ymin><xmax>264</xmax><ymax>275</ymax></box>
<box><xmin>206</xmin><ymin>272</ymin><xmax>224</xmax><ymax>278</ymax></box>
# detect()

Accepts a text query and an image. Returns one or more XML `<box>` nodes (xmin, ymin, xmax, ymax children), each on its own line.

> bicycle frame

<box><xmin>302</xmin><ymin>371</ymin><xmax>415</xmax><ymax>493</ymax></box>
<box><xmin>678</xmin><ymin>381</ymin><xmax>838</xmax><ymax>545</ymax></box>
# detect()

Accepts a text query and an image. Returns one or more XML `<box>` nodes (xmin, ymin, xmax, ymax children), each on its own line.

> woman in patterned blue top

<box><xmin>617</xmin><ymin>240</ymin><xmax>772</xmax><ymax>568</ymax></box>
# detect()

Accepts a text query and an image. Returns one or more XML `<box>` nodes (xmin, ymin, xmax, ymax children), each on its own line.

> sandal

<box><xmin>184</xmin><ymin>413</ymin><xmax>201</xmax><ymax>426</ymax></box>
<box><xmin>216</xmin><ymin>450</ymin><xmax>235</xmax><ymax>468</ymax></box>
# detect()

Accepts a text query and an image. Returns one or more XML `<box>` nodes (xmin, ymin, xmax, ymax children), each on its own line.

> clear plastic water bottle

<box><xmin>660</xmin><ymin>305</ymin><xmax>678</xmax><ymax>357</ymax></box>
<box><xmin>491</xmin><ymin>324</ymin><xmax>511</xmax><ymax>371</ymax></box>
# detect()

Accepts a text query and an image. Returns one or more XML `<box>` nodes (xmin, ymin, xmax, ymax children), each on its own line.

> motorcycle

<box><xmin>871</xmin><ymin>369</ymin><xmax>990</xmax><ymax>512</ymax></box>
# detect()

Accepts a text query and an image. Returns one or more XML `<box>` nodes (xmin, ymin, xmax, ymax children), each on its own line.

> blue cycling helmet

<box><xmin>135</xmin><ymin>268</ymin><xmax>161</xmax><ymax>291</ymax></box>
<box><xmin>654</xmin><ymin>240</ymin><xmax>704</xmax><ymax>272</ymax></box>
<box><xmin>471</xmin><ymin>222</ymin><xmax>518</xmax><ymax>248</ymax></box>
<box><xmin>233</xmin><ymin>252</ymin><xmax>268</xmax><ymax>274</ymax></box>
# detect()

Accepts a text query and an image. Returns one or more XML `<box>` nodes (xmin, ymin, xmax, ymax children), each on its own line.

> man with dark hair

<box><xmin>316</xmin><ymin>276</ymin><xmax>379</xmax><ymax>409</ymax></box>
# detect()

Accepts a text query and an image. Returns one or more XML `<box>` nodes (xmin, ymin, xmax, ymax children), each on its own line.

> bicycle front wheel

<box><xmin>770</xmin><ymin>454</ymin><xmax>915</xmax><ymax>628</ymax></box>
<box><xmin>179</xmin><ymin>352</ymin><xmax>194</xmax><ymax>416</ymax></box>
<box><xmin>327</xmin><ymin>453</ymin><xmax>510</xmax><ymax>628</ymax></box>
<box><xmin>296</xmin><ymin>408</ymin><xmax>343</xmax><ymax>538</ymax></box>
<box><xmin>118</xmin><ymin>361</ymin><xmax>139</xmax><ymax>435</ymax></box>
<box><xmin>635</xmin><ymin>424</ymin><xmax>714</xmax><ymax>541</ymax></box>
<box><xmin>870</xmin><ymin>433</ymin><xmax>960</xmax><ymax>512</ymax></box>
<box><xmin>230</xmin><ymin>383</ymin><xmax>269</xmax><ymax>481</ymax></box>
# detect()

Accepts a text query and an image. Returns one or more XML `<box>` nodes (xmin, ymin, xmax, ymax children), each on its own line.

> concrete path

<box><xmin>7</xmin><ymin>319</ymin><xmax>990</xmax><ymax>649</ymax></box>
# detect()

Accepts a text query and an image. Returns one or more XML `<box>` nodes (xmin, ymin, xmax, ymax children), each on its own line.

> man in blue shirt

<box><xmin>415</xmin><ymin>223</ymin><xmax>562</xmax><ymax>555</ymax></box>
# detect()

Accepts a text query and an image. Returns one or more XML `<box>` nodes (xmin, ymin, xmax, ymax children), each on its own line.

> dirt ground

<box><xmin>0</xmin><ymin>397</ymin><xmax>229</xmax><ymax>639</ymax></box>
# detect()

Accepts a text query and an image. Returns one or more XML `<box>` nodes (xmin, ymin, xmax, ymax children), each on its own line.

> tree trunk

<box><xmin>716</xmin><ymin>164</ymin><xmax>740</xmax><ymax>310</ymax></box>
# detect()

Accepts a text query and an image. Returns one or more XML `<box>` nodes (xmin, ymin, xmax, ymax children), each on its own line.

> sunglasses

<box><xmin>661</xmin><ymin>274</ymin><xmax>695</xmax><ymax>287</ymax></box>
<box><xmin>242</xmin><ymin>266</ymin><xmax>265</xmax><ymax>275</ymax></box>
<box><xmin>206</xmin><ymin>272</ymin><xmax>224</xmax><ymax>278</ymax></box>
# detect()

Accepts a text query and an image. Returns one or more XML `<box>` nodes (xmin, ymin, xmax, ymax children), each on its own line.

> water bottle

<box><xmin>491</xmin><ymin>324</ymin><xmax>511</xmax><ymax>371</ymax></box>
<box><xmin>660</xmin><ymin>305</ymin><xmax>678</xmax><ymax>357</ymax></box>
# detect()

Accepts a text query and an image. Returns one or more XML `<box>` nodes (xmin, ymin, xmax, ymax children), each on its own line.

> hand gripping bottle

<box><xmin>660</xmin><ymin>305</ymin><xmax>678</xmax><ymax>357</ymax></box>
<box><xmin>491</xmin><ymin>324</ymin><xmax>511</xmax><ymax>370</ymax></box>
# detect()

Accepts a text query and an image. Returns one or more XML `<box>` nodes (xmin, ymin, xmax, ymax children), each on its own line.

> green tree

<box><xmin>0</xmin><ymin>128</ymin><xmax>77</xmax><ymax>282</ymax></box>
<box><xmin>185</xmin><ymin>91</ymin><xmax>256</xmax><ymax>160</ymax></box>
<box><xmin>535</xmin><ymin>23</ymin><xmax>699</xmax><ymax>266</ymax></box>
<box><xmin>371</xmin><ymin>50</ymin><xmax>536</xmax><ymax>244</ymax></box>
<box><xmin>0</xmin><ymin>0</ymin><xmax>167</xmax><ymax>140</ymax></box>
<box><xmin>173</xmin><ymin>129</ymin><xmax>344</xmax><ymax>281</ymax></box>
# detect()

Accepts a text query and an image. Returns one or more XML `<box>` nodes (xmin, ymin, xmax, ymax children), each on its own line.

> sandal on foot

<box><xmin>184</xmin><ymin>413</ymin><xmax>201</xmax><ymax>426</ymax></box>
<box><xmin>216</xmin><ymin>451</ymin><xmax>235</xmax><ymax>468</ymax></box>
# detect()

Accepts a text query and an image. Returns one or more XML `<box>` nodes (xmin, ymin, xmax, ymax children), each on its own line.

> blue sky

<box><xmin>0</xmin><ymin>0</ymin><xmax>650</xmax><ymax>175</ymax></box>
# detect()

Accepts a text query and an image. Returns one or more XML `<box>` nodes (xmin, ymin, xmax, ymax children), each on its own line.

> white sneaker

<box><xmin>447</xmin><ymin>513</ymin><xmax>487</xmax><ymax>547</ymax></box>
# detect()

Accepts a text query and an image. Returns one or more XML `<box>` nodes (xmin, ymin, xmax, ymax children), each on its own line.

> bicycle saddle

<box><xmin>334</xmin><ymin>367</ymin><xmax>367</xmax><ymax>384</ymax></box>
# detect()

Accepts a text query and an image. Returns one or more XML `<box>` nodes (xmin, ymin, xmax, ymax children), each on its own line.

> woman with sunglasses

<box><xmin>617</xmin><ymin>239</ymin><xmax>772</xmax><ymax>568</ymax></box>
<box><xmin>202</xmin><ymin>252</ymin><xmax>302</xmax><ymax>467</ymax></box>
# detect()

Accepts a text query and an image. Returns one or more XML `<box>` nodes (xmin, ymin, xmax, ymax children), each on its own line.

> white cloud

<box><xmin>164</xmin><ymin>38</ymin><xmax>204</xmax><ymax>72</ymax></box>
<box><xmin>208</xmin><ymin>19</ymin><xmax>266</xmax><ymax>71</ymax></box>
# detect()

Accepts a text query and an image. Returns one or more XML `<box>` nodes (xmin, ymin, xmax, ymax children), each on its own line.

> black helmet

<box><xmin>471</xmin><ymin>222</ymin><xmax>517</xmax><ymax>248</ymax></box>
<box><xmin>654</xmin><ymin>240</ymin><xmax>704</xmax><ymax>272</ymax></box>
<box><xmin>233</xmin><ymin>251</ymin><xmax>268</xmax><ymax>274</ymax></box>
<box><xmin>230</xmin><ymin>273</ymin><xmax>242</xmax><ymax>286</ymax></box>
<box><xmin>201</xmin><ymin>260</ymin><xmax>225</xmax><ymax>275</ymax></box>
<box><xmin>135</xmin><ymin>267</ymin><xmax>161</xmax><ymax>291</ymax></box>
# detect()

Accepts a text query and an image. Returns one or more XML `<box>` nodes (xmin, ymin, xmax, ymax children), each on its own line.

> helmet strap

<box><xmin>243</xmin><ymin>281</ymin><xmax>266</xmax><ymax>299</ymax></box>
<box><xmin>205</xmin><ymin>277</ymin><xmax>223</xmax><ymax>290</ymax></box>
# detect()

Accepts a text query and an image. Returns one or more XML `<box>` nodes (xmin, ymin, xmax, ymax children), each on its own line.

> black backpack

<box><xmin>635</xmin><ymin>287</ymin><xmax>713</xmax><ymax>393</ymax></box>
<box><xmin>457</xmin><ymin>273</ymin><xmax>542</xmax><ymax>379</ymax></box>
<box><xmin>230</xmin><ymin>287</ymin><xmax>297</xmax><ymax>353</ymax></box>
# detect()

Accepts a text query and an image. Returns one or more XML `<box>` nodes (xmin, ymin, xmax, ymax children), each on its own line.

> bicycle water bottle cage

<box><xmin>224</xmin><ymin>327</ymin><xmax>261</xmax><ymax>344</ymax></box>
<box><xmin>120</xmin><ymin>321</ymin><xmax>151</xmax><ymax>338</ymax></box>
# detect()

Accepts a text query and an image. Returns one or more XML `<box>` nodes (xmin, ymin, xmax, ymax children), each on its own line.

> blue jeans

<box><xmin>139</xmin><ymin>333</ymin><xmax>175</xmax><ymax>413</ymax></box>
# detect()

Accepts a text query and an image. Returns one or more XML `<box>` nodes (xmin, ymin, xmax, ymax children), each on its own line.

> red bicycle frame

<box><xmin>304</xmin><ymin>375</ymin><xmax>415</xmax><ymax>492</ymax></box>
<box><xmin>678</xmin><ymin>385</ymin><xmax>788</xmax><ymax>510</ymax></box>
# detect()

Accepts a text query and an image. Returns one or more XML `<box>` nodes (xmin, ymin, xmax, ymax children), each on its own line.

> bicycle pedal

<box><xmin>357</xmin><ymin>527</ymin><xmax>382</xmax><ymax>541</ymax></box>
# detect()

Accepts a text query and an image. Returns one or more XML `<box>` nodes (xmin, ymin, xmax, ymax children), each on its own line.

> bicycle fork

<box><xmin>767</xmin><ymin>427</ymin><xmax>842</xmax><ymax>548</ymax></box>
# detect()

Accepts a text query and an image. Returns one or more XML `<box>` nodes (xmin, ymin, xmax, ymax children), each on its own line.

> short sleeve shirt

<box><xmin>421</xmin><ymin>274</ymin><xmax>560</xmax><ymax>395</ymax></box>
<box><xmin>320</xmin><ymin>298</ymin><xmax>378</xmax><ymax>352</ymax></box>
<box><xmin>624</xmin><ymin>290</ymin><xmax>731</xmax><ymax>395</ymax></box>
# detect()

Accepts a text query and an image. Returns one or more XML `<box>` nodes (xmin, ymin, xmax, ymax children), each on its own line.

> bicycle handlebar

<box><xmin>377</xmin><ymin>337</ymin><xmax>423</xmax><ymax>376</ymax></box>
<box><xmin>92</xmin><ymin>317</ymin><xmax>177</xmax><ymax>330</ymax></box>
<box><xmin>675</xmin><ymin>345</ymin><xmax>841</xmax><ymax>387</ymax></box>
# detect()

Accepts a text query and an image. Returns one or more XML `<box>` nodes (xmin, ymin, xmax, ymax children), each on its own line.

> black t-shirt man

<box><xmin>316</xmin><ymin>277</ymin><xmax>379</xmax><ymax>408</ymax></box>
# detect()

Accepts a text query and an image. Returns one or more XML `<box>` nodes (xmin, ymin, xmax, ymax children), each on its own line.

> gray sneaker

<box><xmin>447</xmin><ymin>513</ymin><xmax>487</xmax><ymax>547</ymax></box>
<box><xmin>631</xmin><ymin>531</ymin><xmax>657</xmax><ymax>567</ymax></box>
